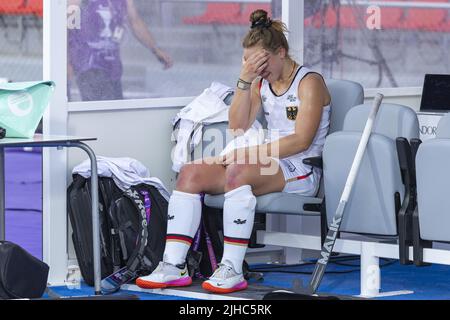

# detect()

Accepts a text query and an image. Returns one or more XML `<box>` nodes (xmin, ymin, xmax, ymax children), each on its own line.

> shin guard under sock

<box><xmin>221</xmin><ymin>185</ymin><xmax>256</xmax><ymax>274</ymax></box>
<box><xmin>163</xmin><ymin>190</ymin><xmax>202</xmax><ymax>266</ymax></box>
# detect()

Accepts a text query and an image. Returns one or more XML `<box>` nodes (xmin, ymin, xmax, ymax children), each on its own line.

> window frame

<box><xmin>65</xmin><ymin>0</ymin><xmax>422</xmax><ymax>114</ymax></box>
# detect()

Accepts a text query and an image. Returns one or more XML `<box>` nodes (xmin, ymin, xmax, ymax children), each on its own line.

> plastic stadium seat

<box><xmin>305</xmin><ymin>3</ymin><xmax>403</xmax><ymax>30</ymax></box>
<box><xmin>317</xmin><ymin>6</ymin><xmax>337</xmax><ymax>28</ymax></box>
<box><xmin>379</xmin><ymin>7</ymin><xmax>404</xmax><ymax>29</ymax></box>
<box><xmin>183</xmin><ymin>3</ymin><xmax>241</xmax><ymax>25</ymax></box>
<box><xmin>414</xmin><ymin>114</ymin><xmax>450</xmax><ymax>265</ymax></box>
<box><xmin>339</xmin><ymin>6</ymin><xmax>360</xmax><ymax>29</ymax></box>
<box><xmin>302</xmin><ymin>5</ymin><xmax>335</xmax><ymax>29</ymax></box>
<box><xmin>338</xmin><ymin>4</ymin><xmax>402</xmax><ymax>30</ymax></box>
<box><xmin>401</xmin><ymin>0</ymin><xmax>447</xmax><ymax>31</ymax></box>
<box><xmin>403</xmin><ymin>8</ymin><xmax>447</xmax><ymax>31</ymax></box>
<box><xmin>28</xmin><ymin>0</ymin><xmax>43</xmax><ymax>17</ymax></box>
<box><xmin>323</xmin><ymin>103</ymin><xmax>419</xmax><ymax>263</ymax></box>
<box><xmin>310</xmin><ymin>5</ymin><xmax>361</xmax><ymax>29</ymax></box>
<box><xmin>0</xmin><ymin>0</ymin><xmax>25</xmax><ymax>15</ymax></box>
<box><xmin>439</xmin><ymin>18</ymin><xmax>450</xmax><ymax>32</ymax></box>
<box><xmin>375</xmin><ymin>0</ymin><xmax>405</xmax><ymax>30</ymax></box>
<box><xmin>235</xmin><ymin>3</ymin><xmax>272</xmax><ymax>25</ymax></box>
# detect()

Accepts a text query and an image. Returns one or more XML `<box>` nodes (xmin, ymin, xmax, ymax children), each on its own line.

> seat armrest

<box><xmin>396</xmin><ymin>137</ymin><xmax>414</xmax><ymax>191</ymax></box>
<box><xmin>396</xmin><ymin>137</ymin><xmax>416</xmax><ymax>265</ymax></box>
<box><xmin>302</xmin><ymin>156</ymin><xmax>323</xmax><ymax>169</ymax></box>
<box><xmin>410</xmin><ymin>138</ymin><xmax>422</xmax><ymax>174</ymax></box>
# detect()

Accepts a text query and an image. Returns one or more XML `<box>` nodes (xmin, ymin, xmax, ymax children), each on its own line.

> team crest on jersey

<box><xmin>286</xmin><ymin>106</ymin><xmax>298</xmax><ymax>121</ymax></box>
<box><xmin>287</xmin><ymin>94</ymin><xmax>297</xmax><ymax>102</ymax></box>
<box><xmin>261</xmin><ymin>95</ymin><xmax>267</xmax><ymax>103</ymax></box>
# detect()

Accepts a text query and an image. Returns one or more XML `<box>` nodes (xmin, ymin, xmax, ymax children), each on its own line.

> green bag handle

<box><xmin>0</xmin><ymin>81</ymin><xmax>55</xmax><ymax>92</ymax></box>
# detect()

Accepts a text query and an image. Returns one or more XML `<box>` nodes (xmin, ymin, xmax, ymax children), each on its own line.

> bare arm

<box><xmin>228</xmin><ymin>79</ymin><xmax>263</xmax><ymax>133</ymax></box>
<box><xmin>229</xmin><ymin>50</ymin><xmax>270</xmax><ymax>132</ymax></box>
<box><xmin>224</xmin><ymin>73</ymin><xmax>330</xmax><ymax>164</ymax></box>
<box><xmin>126</xmin><ymin>0</ymin><xmax>173</xmax><ymax>68</ymax></box>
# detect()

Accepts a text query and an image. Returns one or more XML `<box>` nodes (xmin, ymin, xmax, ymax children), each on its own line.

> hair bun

<box><xmin>250</xmin><ymin>9</ymin><xmax>272</xmax><ymax>29</ymax></box>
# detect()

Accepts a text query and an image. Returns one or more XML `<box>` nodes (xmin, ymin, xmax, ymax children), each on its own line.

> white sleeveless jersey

<box><xmin>260</xmin><ymin>66</ymin><xmax>331</xmax><ymax>161</ymax></box>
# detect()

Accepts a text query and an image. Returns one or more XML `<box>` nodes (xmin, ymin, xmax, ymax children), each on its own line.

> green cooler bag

<box><xmin>0</xmin><ymin>81</ymin><xmax>55</xmax><ymax>138</ymax></box>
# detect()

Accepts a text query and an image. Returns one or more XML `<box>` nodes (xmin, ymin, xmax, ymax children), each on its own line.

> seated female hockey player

<box><xmin>136</xmin><ymin>9</ymin><xmax>331</xmax><ymax>294</ymax></box>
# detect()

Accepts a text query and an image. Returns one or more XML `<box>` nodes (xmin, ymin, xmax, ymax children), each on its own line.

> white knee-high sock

<box><xmin>221</xmin><ymin>185</ymin><xmax>256</xmax><ymax>274</ymax></box>
<box><xmin>163</xmin><ymin>190</ymin><xmax>202</xmax><ymax>266</ymax></box>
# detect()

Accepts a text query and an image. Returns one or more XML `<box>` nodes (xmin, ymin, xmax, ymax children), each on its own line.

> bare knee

<box><xmin>225</xmin><ymin>164</ymin><xmax>250</xmax><ymax>192</ymax></box>
<box><xmin>176</xmin><ymin>164</ymin><xmax>206</xmax><ymax>194</ymax></box>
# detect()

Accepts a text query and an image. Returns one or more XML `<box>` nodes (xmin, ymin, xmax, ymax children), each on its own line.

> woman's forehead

<box><xmin>243</xmin><ymin>45</ymin><xmax>265</xmax><ymax>59</ymax></box>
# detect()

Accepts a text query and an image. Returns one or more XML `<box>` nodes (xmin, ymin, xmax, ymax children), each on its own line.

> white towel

<box><xmin>72</xmin><ymin>156</ymin><xmax>170</xmax><ymax>200</ymax></box>
<box><xmin>171</xmin><ymin>83</ymin><xmax>233</xmax><ymax>173</ymax></box>
<box><xmin>219</xmin><ymin>121</ymin><xmax>265</xmax><ymax>157</ymax></box>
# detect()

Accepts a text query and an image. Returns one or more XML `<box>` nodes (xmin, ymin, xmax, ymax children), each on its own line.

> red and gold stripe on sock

<box><xmin>224</xmin><ymin>236</ymin><xmax>249</xmax><ymax>247</ymax></box>
<box><xmin>166</xmin><ymin>234</ymin><xmax>193</xmax><ymax>246</ymax></box>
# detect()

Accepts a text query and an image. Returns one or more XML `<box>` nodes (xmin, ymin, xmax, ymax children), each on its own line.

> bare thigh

<box><xmin>225</xmin><ymin>158</ymin><xmax>286</xmax><ymax>196</ymax></box>
<box><xmin>175</xmin><ymin>157</ymin><xmax>227</xmax><ymax>195</ymax></box>
<box><xmin>177</xmin><ymin>156</ymin><xmax>287</xmax><ymax>196</ymax></box>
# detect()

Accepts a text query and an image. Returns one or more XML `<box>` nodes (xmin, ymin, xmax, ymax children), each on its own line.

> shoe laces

<box><xmin>211</xmin><ymin>263</ymin><xmax>235</xmax><ymax>280</ymax></box>
<box><xmin>155</xmin><ymin>261</ymin><xmax>185</xmax><ymax>273</ymax></box>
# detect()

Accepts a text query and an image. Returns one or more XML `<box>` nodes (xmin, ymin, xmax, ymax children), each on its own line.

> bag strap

<box><xmin>189</xmin><ymin>219</ymin><xmax>205</xmax><ymax>279</ymax></box>
<box><xmin>203</xmin><ymin>219</ymin><xmax>218</xmax><ymax>272</ymax></box>
<box><xmin>0</xmin><ymin>80</ymin><xmax>54</xmax><ymax>92</ymax></box>
<box><xmin>201</xmin><ymin>194</ymin><xmax>218</xmax><ymax>272</ymax></box>
<box><xmin>122</xmin><ymin>187</ymin><xmax>151</xmax><ymax>273</ymax></box>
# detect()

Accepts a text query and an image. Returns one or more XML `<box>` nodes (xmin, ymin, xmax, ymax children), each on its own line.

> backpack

<box><xmin>67</xmin><ymin>174</ymin><xmax>123</xmax><ymax>286</ymax></box>
<box><xmin>101</xmin><ymin>184</ymin><xmax>168</xmax><ymax>293</ymax></box>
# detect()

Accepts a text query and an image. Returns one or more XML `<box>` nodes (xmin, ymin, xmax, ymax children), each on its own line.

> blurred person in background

<box><xmin>68</xmin><ymin>0</ymin><xmax>173</xmax><ymax>101</ymax></box>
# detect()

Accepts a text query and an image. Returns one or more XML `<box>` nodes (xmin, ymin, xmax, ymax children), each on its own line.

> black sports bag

<box><xmin>67</xmin><ymin>174</ymin><xmax>123</xmax><ymax>286</ymax></box>
<box><xmin>100</xmin><ymin>183</ymin><xmax>168</xmax><ymax>293</ymax></box>
<box><xmin>0</xmin><ymin>241</ymin><xmax>49</xmax><ymax>299</ymax></box>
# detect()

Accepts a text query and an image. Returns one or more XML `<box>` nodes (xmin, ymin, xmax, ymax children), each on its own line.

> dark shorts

<box><xmin>76</xmin><ymin>69</ymin><xmax>123</xmax><ymax>101</ymax></box>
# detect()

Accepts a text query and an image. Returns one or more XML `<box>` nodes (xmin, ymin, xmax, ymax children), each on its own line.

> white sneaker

<box><xmin>202</xmin><ymin>263</ymin><xmax>248</xmax><ymax>294</ymax></box>
<box><xmin>136</xmin><ymin>261</ymin><xmax>192</xmax><ymax>289</ymax></box>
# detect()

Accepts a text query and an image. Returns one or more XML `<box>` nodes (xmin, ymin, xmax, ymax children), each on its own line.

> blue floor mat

<box><xmin>46</xmin><ymin>282</ymin><xmax>198</xmax><ymax>300</ymax></box>
<box><xmin>249</xmin><ymin>258</ymin><xmax>450</xmax><ymax>300</ymax></box>
<box><xmin>45</xmin><ymin>259</ymin><xmax>450</xmax><ymax>300</ymax></box>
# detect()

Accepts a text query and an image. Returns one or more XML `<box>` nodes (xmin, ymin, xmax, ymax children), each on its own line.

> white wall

<box><xmin>364</xmin><ymin>91</ymin><xmax>421</xmax><ymax>111</ymax></box>
<box><xmin>67</xmin><ymin>107</ymin><xmax>180</xmax><ymax>191</ymax></box>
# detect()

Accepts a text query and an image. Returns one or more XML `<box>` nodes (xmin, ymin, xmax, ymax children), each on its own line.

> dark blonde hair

<box><xmin>242</xmin><ymin>9</ymin><xmax>289</xmax><ymax>55</ymax></box>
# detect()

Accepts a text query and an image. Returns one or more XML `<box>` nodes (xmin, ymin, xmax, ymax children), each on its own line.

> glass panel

<box><xmin>303</xmin><ymin>0</ymin><xmax>450</xmax><ymax>88</ymax></box>
<box><xmin>0</xmin><ymin>0</ymin><xmax>43</xmax><ymax>82</ymax></box>
<box><xmin>68</xmin><ymin>0</ymin><xmax>280</xmax><ymax>102</ymax></box>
